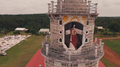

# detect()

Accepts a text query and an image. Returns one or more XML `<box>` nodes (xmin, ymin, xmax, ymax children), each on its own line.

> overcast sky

<box><xmin>0</xmin><ymin>0</ymin><xmax>120</xmax><ymax>16</ymax></box>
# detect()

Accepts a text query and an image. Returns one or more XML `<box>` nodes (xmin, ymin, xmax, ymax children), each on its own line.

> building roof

<box><xmin>15</xmin><ymin>28</ymin><xmax>28</xmax><ymax>31</ymax></box>
<box><xmin>97</xmin><ymin>26</ymin><xmax>104</xmax><ymax>29</ymax></box>
<box><xmin>39</xmin><ymin>29</ymin><xmax>49</xmax><ymax>32</ymax></box>
<box><xmin>26</xmin><ymin>49</ymin><xmax>105</xmax><ymax>67</ymax></box>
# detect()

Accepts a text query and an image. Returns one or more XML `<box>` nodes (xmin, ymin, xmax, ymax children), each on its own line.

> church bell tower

<box><xmin>41</xmin><ymin>0</ymin><xmax>104</xmax><ymax>67</ymax></box>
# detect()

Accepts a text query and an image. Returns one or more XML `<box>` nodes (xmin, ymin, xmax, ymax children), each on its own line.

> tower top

<box><xmin>47</xmin><ymin>0</ymin><xmax>98</xmax><ymax>16</ymax></box>
<box><xmin>41</xmin><ymin>0</ymin><xmax>104</xmax><ymax>67</ymax></box>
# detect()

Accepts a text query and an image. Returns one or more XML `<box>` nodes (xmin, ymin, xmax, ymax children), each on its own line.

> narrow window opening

<box><xmin>59</xmin><ymin>38</ymin><xmax>62</xmax><ymax>42</ymax></box>
<box><xmin>87</xmin><ymin>21</ymin><xmax>89</xmax><ymax>25</ymax></box>
<box><xmin>85</xmin><ymin>38</ymin><xmax>88</xmax><ymax>42</ymax></box>
<box><xmin>59</xmin><ymin>20</ymin><xmax>62</xmax><ymax>25</ymax></box>
<box><xmin>60</xmin><ymin>31</ymin><xmax>62</xmax><ymax>34</ymax></box>
<box><xmin>86</xmin><ymin>31</ymin><xmax>88</xmax><ymax>34</ymax></box>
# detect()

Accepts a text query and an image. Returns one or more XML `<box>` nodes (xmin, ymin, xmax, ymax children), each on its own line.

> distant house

<box><xmin>97</xmin><ymin>26</ymin><xmax>104</xmax><ymax>30</ymax></box>
<box><xmin>39</xmin><ymin>29</ymin><xmax>50</xmax><ymax>33</ymax></box>
<box><xmin>15</xmin><ymin>28</ymin><xmax>28</xmax><ymax>32</ymax></box>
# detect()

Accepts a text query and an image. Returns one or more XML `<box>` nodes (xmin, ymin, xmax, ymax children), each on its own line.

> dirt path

<box><xmin>103</xmin><ymin>45</ymin><xmax>120</xmax><ymax>66</ymax></box>
<box><xmin>97</xmin><ymin>37</ymin><xmax>120</xmax><ymax>66</ymax></box>
<box><xmin>99</xmin><ymin>36</ymin><xmax>120</xmax><ymax>40</ymax></box>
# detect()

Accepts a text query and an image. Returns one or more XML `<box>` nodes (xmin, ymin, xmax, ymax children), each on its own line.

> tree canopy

<box><xmin>108</xmin><ymin>21</ymin><xmax>120</xmax><ymax>32</ymax></box>
<box><xmin>0</xmin><ymin>14</ymin><xmax>50</xmax><ymax>34</ymax></box>
<box><xmin>0</xmin><ymin>14</ymin><xmax>120</xmax><ymax>34</ymax></box>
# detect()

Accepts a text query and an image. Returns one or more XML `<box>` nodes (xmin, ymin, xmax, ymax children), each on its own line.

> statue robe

<box><xmin>69</xmin><ymin>28</ymin><xmax>77</xmax><ymax>50</ymax></box>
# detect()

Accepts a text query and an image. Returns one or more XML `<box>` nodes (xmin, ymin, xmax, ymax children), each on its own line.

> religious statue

<box><xmin>66</xmin><ymin>25</ymin><xmax>83</xmax><ymax>50</ymax></box>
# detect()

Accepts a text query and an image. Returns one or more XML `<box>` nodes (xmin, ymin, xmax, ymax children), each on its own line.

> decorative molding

<box><xmin>62</xmin><ymin>15</ymin><xmax>87</xmax><ymax>26</ymax></box>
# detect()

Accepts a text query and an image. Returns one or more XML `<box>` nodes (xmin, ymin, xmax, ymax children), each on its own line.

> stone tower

<box><xmin>41</xmin><ymin>0</ymin><xmax>104</xmax><ymax>67</ymax></box>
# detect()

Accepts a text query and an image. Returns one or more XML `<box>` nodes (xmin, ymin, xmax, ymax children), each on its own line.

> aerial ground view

<box><xmin>0</xmin><ymin>0</ymin><xmax>120</xmax><ymax>67</ymax></box>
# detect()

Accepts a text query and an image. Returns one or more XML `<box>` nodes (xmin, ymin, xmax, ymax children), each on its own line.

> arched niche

<box><xmin>64</xmin><ymin>22</ymin><xmax>83</xmax><ymax>50</ymax></box>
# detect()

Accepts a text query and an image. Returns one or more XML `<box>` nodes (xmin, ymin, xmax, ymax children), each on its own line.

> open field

<box><xmin>94</xmin><ymin>30</ymin><xmax>120</xmax><ymax>38</ymax></box>
<box><xmin>101</xmin><ymin>57</ymin><xmax>119</xmax><ymax>67</ymax></box>
<box><xmin>0</xmin><ymin>35</ymin><xmax>44</xmax><ymax>67</ymax></box>
<box><xmin>103</xmin><ymin>39</ymin><xmax>120</xmax><ymax>55</ymax></box>
<box><xmin>95</xmin><ymin>37</ymin><xmax>120</xmax><ymax>67</ymax></box>
<box><xmin>0</xmin><ymin>33</ymin><xmax>120</xmax><ymax>67</ymax></box>
<box><xmin>99</xmin><ymin>38</ymin><xmax>120</xmax><ymax>67</ymax></box>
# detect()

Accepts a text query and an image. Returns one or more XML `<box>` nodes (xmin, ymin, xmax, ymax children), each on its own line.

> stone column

<box><xmin>45</xmin><ymin>35</ymin><xmax>49</xmax><ymax>41</ymax></box>
<box><xmin>95</xmin><ymin>61</ymin><xmax>99</xmax><ymax>67</ymax></box>
<box><xmin>95</xmin><ymin>3</ymin><xmax>98</xmax><ymax>14</ymax></box>
<box><xmin>60</xmin><ymin>0</ymin><xmax>62</xmax><ymax>13</ymax></box>
<box><xmin>101</xmin><ymin>42</ymin><xmax>104</xmax><ymax>52</ymax></box>
<box><xmin>51</xmin><ymin>1</ymin><xmax>54</xmax><ymax>13</ymax></box>
<box><xmin>46</xmin><ymin>44</ymin><xmax>49</xmax><ymax>55</ymax></box>
<box><xmin>95</xmin><ymin>46</ymin><xmax>98</xmax><ymax>58</ymax></box>
<box><xmin>82</xmin><ymin>26</ymin><xmax>85</xmax><ymax>48</ymax></box>
<box><xmin>88</xmin><ymin>1</ymin><xmax>91</xmax><ymax>13</ymax></box>
<box><xmin>48</xmin><ymin>3</ymin><xmax>50</xmax><ymax>13</ymax></box>
<box><xmin>99</xmin><ymin>39</ymin><xmax>102</xmax><ymax>46</ymax></box>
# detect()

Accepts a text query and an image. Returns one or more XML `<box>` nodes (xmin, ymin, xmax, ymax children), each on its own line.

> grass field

<box><xmin>0</xmin><ymin>35</ymin><xmax>44</xmax><ymax>67</ymax></box>
<box><xmin>94</xmin><ymin>30</ymin><xmax>120</xmax><ymax>38</ymax></box>
<box><xmin>101</xmin><ymin>57</ymin><xmax>119</xmax><ymax>67</ymax></box>
<box><xmin>103</xmin><ymin>39</ymin><xmax>120</xmax><ymax>55</ymax></box>
<box><xmin>0</xmin><ymin>32</ymin><xmax>120</xmax><ymax>67</ymax></box>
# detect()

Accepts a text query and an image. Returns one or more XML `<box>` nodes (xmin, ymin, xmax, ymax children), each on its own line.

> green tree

<box><xmin>108</xmin><ymin>22</ymin><xmax>120</xmax><ymax>36</ymax></box>
<box><xmin>94</xmin><ymin>26</ymin><xmax>98</xmax><ymax>34</ymax></box>
<box><xmin>13</xmin><ymin>31</ymin><xmax>20</xmax><ymax>35</ymax></box>
<box><xmin>0</xmin><ymin>14</ymin><xmax>50</xmax><ymax>34</ymax></box>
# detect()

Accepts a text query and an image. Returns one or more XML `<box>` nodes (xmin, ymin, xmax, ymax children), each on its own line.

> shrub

<box><xmin>13</xmin><ymin>31</ymin><xmax>20</xmax><ymax>35</ymax></box>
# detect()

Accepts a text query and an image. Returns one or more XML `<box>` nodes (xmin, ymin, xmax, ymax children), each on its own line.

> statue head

<box><xmin>73</xmin><ymin>24</ymin><xmax>75</xmax><ymax>28</ymax></box>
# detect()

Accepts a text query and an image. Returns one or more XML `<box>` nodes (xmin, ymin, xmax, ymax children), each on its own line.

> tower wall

<box><xmin>41</xmin><ymin>0</ymin><xmax>104</xmax><ymax>67</ymax></box>
<box><xmin>45</xmin><ymin>58</ymin><xmax>99</xmax><ymax>67</ymax></box>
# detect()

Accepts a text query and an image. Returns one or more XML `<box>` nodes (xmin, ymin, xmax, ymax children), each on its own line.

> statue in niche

<box><xmin>66</xmin><ymin>24</ymin><xmax>83</xmax><ymax>50</ymax></box>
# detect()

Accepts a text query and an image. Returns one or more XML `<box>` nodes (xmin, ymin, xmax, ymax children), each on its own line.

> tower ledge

<box><xmin>41</xmin><ymin>36</ymin><xmax>104</xmax><ymax>64</ymax></box>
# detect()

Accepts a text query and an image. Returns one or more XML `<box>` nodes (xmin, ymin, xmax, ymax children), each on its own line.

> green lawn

<box><xmin>101</xmin><ymin>57</ymin><xmax>119</xmax><ymax>67</ymax></box>
<box><xmin>103</xmin><ymin>39</ymin><xmax>120</xmax><ymax>55</ymax></box>
<box><xmin>0</xmin><ymin>35</ymin><xmax>44</xmax><ymax>67</ymax></box>
<box><xmin>0</xmin><ymin>33</ymin><xmax>120</xmax><ymax>67</ymax></box>
<box><xmin>94</xmin><ymin>30</ymin><xmax>120</xmax><ymax>38</ymax></box>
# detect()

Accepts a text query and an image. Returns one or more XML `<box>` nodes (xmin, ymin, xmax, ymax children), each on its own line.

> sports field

<box><xmin>0</xmin><ymin>35</ymin><xmax>44</xmax><ymax>67</ymax></box>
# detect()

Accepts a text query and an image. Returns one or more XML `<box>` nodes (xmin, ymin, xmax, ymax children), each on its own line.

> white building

<box><xmin>97</xmin><ymin>26</ymin><xmax>104</xmax><ymax>30</ymax></box>
<box><xmin>15</xmin><ymin>28</ymin><xmax>28</xmax><ymax>32</ymax></box>
<box><xmin>39</xmin><ymin>29</ymin><xmax>50</xmax><ymax>33</ymax></box>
